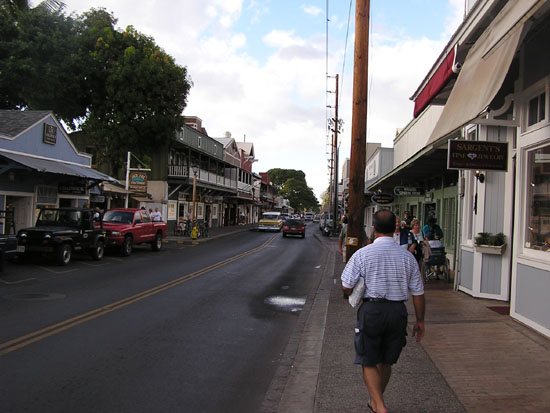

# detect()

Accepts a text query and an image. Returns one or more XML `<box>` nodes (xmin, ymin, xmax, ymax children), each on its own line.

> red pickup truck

<box><xmin>102</xmin><ymin>208</ymin><xmax>167</xmax><ymax>256</ymax></box>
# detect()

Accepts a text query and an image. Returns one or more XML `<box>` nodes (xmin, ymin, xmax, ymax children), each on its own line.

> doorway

<box><xmin>6</xmin><ymin>196</ymin><xmax>33</xmax><ymax>233</ymax></box>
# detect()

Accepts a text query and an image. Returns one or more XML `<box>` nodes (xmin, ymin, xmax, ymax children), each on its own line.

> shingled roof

<box><xmin>0</xmin><ymin>110</ymin><xmax>52</xmax><ymax>138</ymax></box>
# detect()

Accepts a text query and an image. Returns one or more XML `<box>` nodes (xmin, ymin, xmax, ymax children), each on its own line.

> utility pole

<box><xmin>346</xmin><ymin>0</ymin><xmax>369</xmax><ymax>259</ymax></box>
<box><xmin>332</xmin><ymin>74</ymin><xmax>340</xmax><ymax>234</ymax></box>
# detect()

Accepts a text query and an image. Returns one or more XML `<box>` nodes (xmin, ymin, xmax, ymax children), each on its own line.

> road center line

<box><xmin>0</xmin><ymin>236</ymin><xmax>275</xmax><ymax>356</ymax></box>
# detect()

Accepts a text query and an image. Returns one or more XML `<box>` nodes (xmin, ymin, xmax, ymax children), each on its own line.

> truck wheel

<box><xmin>91</xmin><ymin>240</ymin><xmax>104</xmax><ymax>261</ymax></box>
<box><xmin>151</xmin><ymin>232</ymin><xmax>162</xmax><ymax>251</ymax></box>
<box><xmin>57</xmin><ymin>244</ymin><xmax>72</xmax><ymax>266</ymax></box>
<box><xmin>121</xmin><ymin>236</ymin><xmax>133</xmax><ymax>257</ymax></box>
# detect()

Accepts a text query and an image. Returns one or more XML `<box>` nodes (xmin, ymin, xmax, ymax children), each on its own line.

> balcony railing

<box><xmin>168</xmin><ymin>165</ymin><xmax>189</xmax><ymax>177</ymax></box>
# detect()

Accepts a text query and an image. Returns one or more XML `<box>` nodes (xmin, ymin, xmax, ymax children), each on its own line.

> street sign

<box><xmin>371</xmin><ymin>193</ymin><xmax>394</xmax><ymax>205</ymax></box>
<box><xmin>393</xmin><ymin>186</ymin><xmax>423</xmax><ymax>196</ymax></box>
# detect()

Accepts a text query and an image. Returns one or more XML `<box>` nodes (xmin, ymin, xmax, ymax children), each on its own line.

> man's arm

<box><xmin>412</xmin><ymin>294</ymin><xmax>425</xmax><ymax>342</ymax></box>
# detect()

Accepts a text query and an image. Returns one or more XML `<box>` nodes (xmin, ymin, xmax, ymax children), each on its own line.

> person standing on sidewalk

<box><xmin>341</xmin><ymin>210</ymin><xmax>425</xmax><ymax>413</ymax></box>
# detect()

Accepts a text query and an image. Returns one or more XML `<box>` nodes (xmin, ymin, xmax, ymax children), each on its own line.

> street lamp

<box><xmin>191</xmin><ymin>165</ymin><xmax>199</xmax><ymax>223</ymax></box>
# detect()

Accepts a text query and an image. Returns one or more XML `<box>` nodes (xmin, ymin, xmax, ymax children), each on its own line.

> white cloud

<box><xmin>44</xmin><ymin>0</ymin><xmax>460</xmax><ymax>199</ymax></box>
<box><xmin>302</xmin><ymin>5</ymin><xmax>323</xmax><ymax>17</ymax></box>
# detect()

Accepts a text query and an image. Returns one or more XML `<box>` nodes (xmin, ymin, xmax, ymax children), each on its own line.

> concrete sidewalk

<box><xmin>273</xmin><ymin>233</ymin><xmax>550</xmax><ymax>412</ymax></box>
<box><xmin>163</xmin><ymin>223</ymin><xmax>257</xmax><ymax>245</ymax></box>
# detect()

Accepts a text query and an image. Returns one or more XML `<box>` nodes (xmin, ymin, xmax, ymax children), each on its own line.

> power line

<box><xmin>338</xmin><ymin>0</ymin><xmax>353</xmax><ymax>110</ymax></box>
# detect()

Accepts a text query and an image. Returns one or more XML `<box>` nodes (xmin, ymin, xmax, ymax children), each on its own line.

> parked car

<box><xmin>16</xmin><ymin>208</ymin><xmax>106</xmax><ymax>266</ymax></box>
<box><xmin>282</xmin><ymin>219</ymin><xmax>306</xmax><ymax>238</ymax></box>
<box><xmin>312</xmin><ymin>214</ymin><xmax>320</xmax><ymax>223</ymax></box>
<box><xmin>258</xmin><ymin>212</ymin><xmax>283</xmax><ymax>232</ymax></box>
<box><xmin>102</xmin><ymin>208</ymin><xmax>167</xmax><ymax>256</ymax></box>
<box><xmin>304</xmin><ymin>212</ymin><xmax>314</xmax><ymax>221</ymax></box>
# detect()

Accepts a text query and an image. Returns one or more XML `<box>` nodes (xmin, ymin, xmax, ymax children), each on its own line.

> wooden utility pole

<box><xmin>332</xmin><ymin>74</ymin><xmax>340</xmax><ymax>234</ymax></box>
<box><xmin>346</xmin><ymin>0</ymin><xmax>369</xmax><ymax>259</ymax></box>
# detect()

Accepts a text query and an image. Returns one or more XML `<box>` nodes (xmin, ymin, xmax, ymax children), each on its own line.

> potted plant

<box><xmin>474</xmin><ymin>232</ymin><xmax>506</xmax><ymax>254</ymax></box>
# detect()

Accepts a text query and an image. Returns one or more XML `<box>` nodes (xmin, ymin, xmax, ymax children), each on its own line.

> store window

<box><xmin>525</xmin><ymin>142</ymin><xmax>550</xmax><ymax>252</ymax></box>
<box><xmin>528</xmin><ymin>92</ymin><xmax>546</xmax><ymax>127</ymax></box>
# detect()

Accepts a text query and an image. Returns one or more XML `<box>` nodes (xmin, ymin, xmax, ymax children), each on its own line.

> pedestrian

<box><xmin>151</xmin><ymin>207</ymin><xmax>162</xmax><ymax>222</ymax></box>
<box><xmin>341</xmin><ymin>210</ymin><xmax>425</xmax><ymax>413</ymax></box>
<box><xmin>422</xmin><ymin>216</ymin><xmax>443</xmax><ymax>240</ymax></box>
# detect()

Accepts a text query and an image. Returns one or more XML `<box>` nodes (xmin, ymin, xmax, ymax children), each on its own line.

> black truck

<box><xmin>16</xmin><ymin>208</ymin><xmax>107</xmax><ymax>266</ymax></box>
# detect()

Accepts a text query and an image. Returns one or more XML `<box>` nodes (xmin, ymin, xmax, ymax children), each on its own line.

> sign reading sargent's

<box><xmin>129</xmin><ymin>171</ymin><xmax>148</xmax><ymax>193</ymax></box>
<box><xmin>447</xmin><ymin>140</ymin><xmax>508</xmax><ymax>171</ymax></box>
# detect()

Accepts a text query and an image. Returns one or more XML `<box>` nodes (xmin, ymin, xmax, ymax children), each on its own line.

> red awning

<box><xmin>413</xmin><ymin>45</ymin><xmax>459</xmax><ymax>118</ymax></box>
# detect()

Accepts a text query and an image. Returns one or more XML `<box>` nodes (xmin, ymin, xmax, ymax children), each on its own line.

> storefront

<box><xmin>0</xmin><ymin>110</ymin><xmax>117</xmax><ymax>234</ymax></box>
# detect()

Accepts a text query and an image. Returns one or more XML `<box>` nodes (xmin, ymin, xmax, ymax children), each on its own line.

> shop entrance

<box><xmin>5</xmin><ymin>196</ymin><xmax>33</xmax><ymax>234</ymax></box>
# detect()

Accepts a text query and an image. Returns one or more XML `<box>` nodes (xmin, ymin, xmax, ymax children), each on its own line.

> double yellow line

<box><xmin>1</xmin><ymin>236</ymin><xmax>275</xmax><ymax>356</ymax></box>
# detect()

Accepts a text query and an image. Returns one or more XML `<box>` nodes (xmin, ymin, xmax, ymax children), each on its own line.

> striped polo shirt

<box><xmin>341</xmin><ymin>236</ymin><xmax>424</xmax><ymax>301</ymax></box>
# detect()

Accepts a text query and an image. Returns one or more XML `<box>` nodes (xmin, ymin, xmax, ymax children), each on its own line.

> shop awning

<box><xmin>101</xmin><ymin>182</ymin><xmax>132</xmax><ymax>194</ymax></box>
<box><xmin>413</xmin><ymin>45</ymin><xmax>459</xmax><ymax>118</ymax></box>
<box><xmin>0</xmin><ymin>151</ymin><xmax>118</xmax><ymax>183</ymax></box>
<box><xmin>132</xmin><ymin>196</ymin><xmax>153</xmax><ymax>202</ymax></box>
<box><xmin>427</xmin><ymin>0</ymin><xmax>541</xmax><ymax>146</ymax></box>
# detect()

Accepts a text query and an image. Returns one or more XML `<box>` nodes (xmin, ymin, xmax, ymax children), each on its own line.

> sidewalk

<box><xmin>276</xmin><ymin>233</ymin><xmax>550</xmax><ymax>412</ymax></box>
<box><xmin>163</xmin><ymin>223</ymin><xmax>256</xmax><ymax>245</ymax></box>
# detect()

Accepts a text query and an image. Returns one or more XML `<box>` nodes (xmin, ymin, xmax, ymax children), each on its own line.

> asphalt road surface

<box><xmin>0</xmin><ymin>228</ymin><xmax>326</xmax><ymax>412</ymax></box>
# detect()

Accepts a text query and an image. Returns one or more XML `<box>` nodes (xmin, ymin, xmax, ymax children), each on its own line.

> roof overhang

<box><xmin>367</xmin><ymin>132</ymin><xmax>460</xmax><ymax>194</ymax></box>
<box><xmin>0</xmin><ymin>150</ymin><xmax>118</xmax><ymax>183</ymax></box>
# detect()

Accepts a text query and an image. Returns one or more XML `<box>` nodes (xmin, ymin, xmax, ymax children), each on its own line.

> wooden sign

<box><xmin>448</xmin><ymin>140</ymin><xmax>508</xmax><ymax>171</ymax></box>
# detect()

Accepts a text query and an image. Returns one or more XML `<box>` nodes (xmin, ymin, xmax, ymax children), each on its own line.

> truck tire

<box><xmin>121</xmin><ymin>235</ymin><xmax>133</xmax><ymax>257</ymax></box>
<box><xmin>151</xmin><ymin>232</ymin><xmax>162</xmax><ymax>251</ymax></box>
<box><xmin>57</xmin><ymin>244</ymin><xmax>72</xmax><ymax>266</ymax></box>
<box><xmin>91</xmin><ymin>239</ymin><xmax>104</xmax><ymax>261</ymax></box>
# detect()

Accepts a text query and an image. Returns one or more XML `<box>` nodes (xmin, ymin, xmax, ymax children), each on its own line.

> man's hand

<box><xmin>412</xmin><ymin>321</ymin><xmax>425</xmax><ymax>342</ymax></box>
<box><xmin>341</xmin><ymin>286</ymin><xmax>353</xmax><ymax>297</ymax></box>
<box><xmin>338</xmin><ymin>247</ymin><xmax>343</xmax><ymax>255</ymax></box>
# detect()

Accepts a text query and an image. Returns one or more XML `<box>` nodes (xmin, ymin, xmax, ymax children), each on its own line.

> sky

<box><xmin>40</xmin><ymin>0</ymin><xmax>465</xmax><ymax>200</ymax></box>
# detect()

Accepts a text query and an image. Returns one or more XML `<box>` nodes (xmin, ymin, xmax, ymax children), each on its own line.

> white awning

<box><xmin>427</xmin><ymin>0</ymin><xmax>542</xmax><ymax>146</ymax></box>
<box><xmin>0</xmin><ymin>151</ymin><xmax>119</xmax><ymax>183</ymax></box>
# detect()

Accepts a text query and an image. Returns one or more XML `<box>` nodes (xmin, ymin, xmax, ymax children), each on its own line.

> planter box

<box><xmin>475</xmin><ymin>244</ymin><xmax>506</xmax><ymax>255</ymax></box>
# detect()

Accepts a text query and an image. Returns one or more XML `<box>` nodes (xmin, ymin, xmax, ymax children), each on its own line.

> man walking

<box><xmin>341</xmin><ymin>210</ymin><xmax>425</xmax><ymax>413</ymax></box>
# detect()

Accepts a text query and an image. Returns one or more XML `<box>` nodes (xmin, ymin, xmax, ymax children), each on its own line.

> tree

<box><xmin>267</xmin><ymin>168</ymin><xmax>306</xmax><ymax>191</ymax></box>
<box><xmin>76</xmin><ymin>9</ymin><xmax>191</xmax><ymax>175</ymax></box>
<box><xmin>267</xmin><ymin>168</ymin><xmax>318</xmax><ymax>211</ymax></box>
<box><xmin>0</xmin><ymin>1</ymin><xmax>84</xmax><ymax>116</ymax></box>
<box><xmin>0</xmin><ymin>5</ymin><xmax>192</xmax><ymax>176</ymax></box>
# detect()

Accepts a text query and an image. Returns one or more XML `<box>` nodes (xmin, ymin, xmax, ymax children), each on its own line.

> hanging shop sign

<box><xmin>393</xmin><ymin>186</ymin><xmax>424</xmax><ymax>196</ymax></box>
<box><xmin>371</xmin><ymin>193</ymin><xmax>394</xmax><ymax>205</ymax></box>
<box><xmin>447</xmin><ymin>140</ymin><xmax>508</xmax><ymax>171</ymax></box>
<box><xmin>58</xmin><ymin>181</ymin><xmax>86</xmax><ymax>195</ymax></box>
<box><xmin>129</xmin><ymin>171</ymin><xmax>148</xmax><ymax>193</ymax></box>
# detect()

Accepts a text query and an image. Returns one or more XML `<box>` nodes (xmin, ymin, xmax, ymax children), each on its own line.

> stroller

<box><xmin>421</xmin><ymin>239</ymin><xmax>450</xmax><ymax>282</ymax></box>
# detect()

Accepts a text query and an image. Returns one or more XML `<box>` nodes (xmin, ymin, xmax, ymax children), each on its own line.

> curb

<box><xmin>162</xmin><ymin>226</ymin><xmax>257</xmax><ymax>245</ymax></box>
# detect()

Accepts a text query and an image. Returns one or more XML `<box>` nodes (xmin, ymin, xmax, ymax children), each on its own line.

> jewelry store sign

<box><xmin>447</xmin><ymin>140</ymin><xmax>508</xmax><ymax>171</ymax></box>
<box><xmin>129</xmin><ymin>171</ymin><xmax>148</xmax><ymax>193</ymax></box>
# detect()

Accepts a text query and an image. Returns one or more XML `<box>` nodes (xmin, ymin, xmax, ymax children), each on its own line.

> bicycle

<box><xmin>199</xmin><ymin>221</ymin><xmax>209</xmax><ymax>238</ymax></box>
<box><xmin>174</xmin><ymin>221</ymin><xmax>184</xmax><ymax>236</ymax></box>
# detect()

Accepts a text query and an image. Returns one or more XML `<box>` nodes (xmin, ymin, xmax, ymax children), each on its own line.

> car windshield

<box><xmin>37</xmin><ymin>209</ymin><xmax>81</xmax><ymax>226</ymax></box>
<box><xmin>102</xmin><ymin>211</ymin><xmax>134</xmax><ymax>224</ymax></box>
<box><xmin>286</xmin><ymin>219</ymin><xmax>303</xmax><ymax>226</ymax></box>
<box><xmin>262</xmin><ymin>214</ymin><xmax>279</xmax><ymax>220</ymax></box>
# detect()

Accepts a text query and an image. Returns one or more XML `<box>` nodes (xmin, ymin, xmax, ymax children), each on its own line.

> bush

<box><xmin>475</xmin><ymin>232</ymin><xmax>506</xmax><ymax>246</ymax></box>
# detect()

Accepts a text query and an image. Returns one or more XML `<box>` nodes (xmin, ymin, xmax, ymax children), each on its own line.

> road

<box><xmin>0</xmin><ymin>228</ymin><xmax>327</xmax><ymax>412</ymax></box>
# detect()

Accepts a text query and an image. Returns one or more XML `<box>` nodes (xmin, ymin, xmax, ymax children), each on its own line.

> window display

<box><xmin>526</xmin><ymin>142</ymin><xmax>550</xmax><ymax>251</ymax></box>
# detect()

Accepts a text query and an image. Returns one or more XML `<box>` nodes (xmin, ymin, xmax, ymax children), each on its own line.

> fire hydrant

<box><xmin>191</xmin><ymin>225</ymin><xmax>199</xmax><ymax>240</ymax></box>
